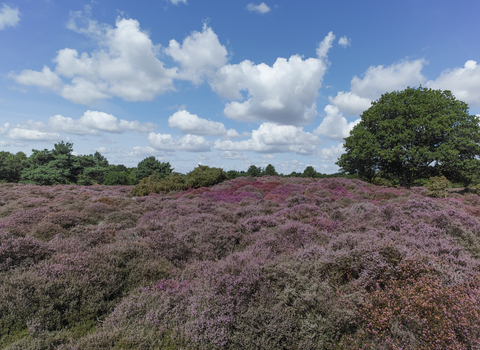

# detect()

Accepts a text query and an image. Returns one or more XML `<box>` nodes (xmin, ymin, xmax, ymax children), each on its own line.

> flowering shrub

<box><xmin>0</xmin><ymin>179</ymin><xmax>479</xmax><ymax>349</ymax></box>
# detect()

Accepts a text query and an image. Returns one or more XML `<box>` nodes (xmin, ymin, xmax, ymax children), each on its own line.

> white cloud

<box><xmin>329</xmin><ymin>91</ymin><xmax>371</xmax><ymax>116</ymax></box>
<box><xmin>218</xmin><ymin>151</ymin><xmax>249</xmax><ymax>160</ymax></box>
<box><xmin>212</xmin><ymin>57</ymin><xmax>324</xmax><ymax>125</ymax></box>
<box><xmin>246</xmin><ymin>2</ymin><xmax>271</xmax><ymax>14</ymax></box>
<box><xmin>316</xmin><ymin>31</ymin><xmax>335</xmax><ymax>59</ymax></box>
<box><xmin>168</xmin><ymin>109</ymin><xmax>226</xmax><ymax>135</ymax></box>
<box><xmin>13</xmin><ymin>14</ymin><xmax>178</xmax><ymax>104</ymax></box>
<box><xmin>328</xmin><ymin>59</ymin><xmax>427</xmax><ymax>117</ymax></box>
<box><xmin>170</xmin><ymin>0</ymin><xmax>187</xmax><ymax>4</ymax></box>
<box><xmin>49</xmin><ymin>110</ymin><xmax>156</xmax><ymax>135</ymax></box>
<box><xmin>338</xmin><ymin>36</ymin><xmax>351</xmax><ymax>48</ymax></box>
<box><xmin>351</xmin><ymin>59</ymin><xmax>426</xmax><ymax>99</ymax></box>
<box><xmin>261</xmin><ymin>154</ymin><xmax>275</xmax><ymax>160</ymax></box>
<box><xmin>10</xmin><ymin>66</ymin><xmax>63</xmax><ymax>90</ymax></box>
<box><xmin>213</xmin><ymin>122</ymin><xmax>320</xmax><ymax>154</ymax></box>
<box><xmin>314</xmin><ymin>105</ymin><xmax>360</xmax><ymax>141</ymax></box>
<box><xmin>165</xmin><ymin>23</ymin><xmax>228</xmax><ymax>85</ymax></box>
<box><xmin>211</xmin><ymin>32</ymin><xmax>335</xmax><ymax>126</ymax></box>
<box><xmin>122</xmin><ymin>146</ymin><xmax>164</xmax><ymax>158</ymax></box>
<box><xmin>427</xmin><ymin>60</ymin><xmax>480</xmax><ymax>107</ymax></box>
<box><xmin>0</xmin><ymin>123</ymin><xmax>9</xmax><ymax>135</ymax></box>
<box><xmin>0</xmin><ymin>4</ymin><xmax>20</xmax><ymax>30</ymax></box>
<box><xmin>7</xmin><ymin>128</ymin><xmax>61</xmax><ymax>141</ymax></box>
<box><xmin>148</xmin><ymin>133</ymin><xmax>210</xmax><ymax>152</ymax></box>
<box><xmin>318</xmin><ymin>143</ymin><xmax>345</xmax><ymax>160</ymax></box>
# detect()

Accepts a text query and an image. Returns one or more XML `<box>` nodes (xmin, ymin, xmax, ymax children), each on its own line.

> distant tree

<box><xmin>302</xmin><ymin>166</ymin><xmax>318</xmax><ymax>178</ymax></box>
<box><xmin>337</xmin><ymin>87</ymin><xmax>480</xmax><ymax>187</ymax></box>
<box><xmin>264</xmin><ymin>164</ymin><xmax>278</xmax><ymax>176</ymax></box>
<box><xmin>247</xmin><ymin>165</ymin><xmax>263</xmax><ymax>177</ymax></box>
<box><xmin>21</xmin><ymin>142</ymin><xmax>76</xmax><ymax>185</ymax></box>
<box><xmin>21</xmin><ymin>142</ymin><xmax>111</xmax><ymax>185</ymax></box>
<box><xmin>226</xmin><ymin>170</ymin><xmax>240</xmax><ymax>180</ymax></box>
<box><xmin>135</xmin><ymin>156</ymin><xmax>172</xmax><ymax>181</ymax></box>
<box><xmin>0</xmin><ymin>151</ymin><xmax>27</xmax><ymax>183</ymax></box>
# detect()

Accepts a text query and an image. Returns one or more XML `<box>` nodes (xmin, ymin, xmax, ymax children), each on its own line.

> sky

<box><xmin>1</xmin><ymin>0</ymin><xmax>480</xmax><ymax>174</ymax></box>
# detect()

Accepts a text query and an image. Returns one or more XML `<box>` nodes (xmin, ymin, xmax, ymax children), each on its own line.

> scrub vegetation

<box><xmin>0</xmin><ymin>176</ymin><xmax>479</xmax><ymax>349</ymax></box>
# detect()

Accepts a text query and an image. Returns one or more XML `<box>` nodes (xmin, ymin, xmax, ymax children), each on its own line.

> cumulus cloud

<box><xmin>0</xmin><ymin>4</ymin><xmax>20</xmax><ymax>30</ymax></box>
<box><xmin>351</xmin><ymin>59</ymin><xmax>426</xmax><ymax>99</ymax></box>
<box><xmin>49</xmin><ymin>110</ymin><xmax>156</xmax><ymax>135</ymax></box>
<box><xmin>122</xmin><ymin>146</ymin><xmax>164</xmax><ymax>158</ymax></box>
<box><xmin>218</xmin><ymin>151</ymin><xmax>249</xmax><ymax>160</ymax></box>
<box><xmin>165</xmin><ymin>23</ymin><xmax>228</xmax><ymax>85</ymax></box>
<box><xmin>10</xmin><ymin>66</ymin><xmax>63</xmax><ymax>90</ymax></box>
<box><xmin>12</xmin><ymin>13</ymin><xmax>178</xmax><ymax>104</ymax></box>
<box><xmin>329</xmin><ymin>91</ymin><xmax>371</xmax><ymax>116</ymax></box>
<box><xmin>329</xmin><ymin>59</ymin><xmax>427</xmax><ymax>117</ymax></box>
<box><xmin>168</xmin><ymin>110</ymin><xmax>226</xmax><ymax>135</ymax></box>
<box><xmin>246</xmin><ymin>2</ymin><xmax>271</xmax><ymax>14</ymax></box>
<box><xmin>316</xmin><ymin>31</ymin><xmax>335</xmax><ymax>59</ymax></box>
<box><xmin>7</xmin><ymin>128</ymin><xmax>61</xmax><ymax>141</ymax></box>
<box><xmin>211</xmin><ymin>32</ymin><xmax>335</xmax><ymax>126</ymax></box>
<box><xmin>427</xmin><ymin>60</ymin><xmax>480</xmax><ymax>107</ymax></box>
<box><xmin>338</xmin><ymin>36</ymin><xmax>351</xmax><ymax>48</ymax></box>
<box><xmin>167</xmin><ymin>109</ymin><xmax>243</xmax><ymax>139</ymax></box>
<box><xmin>148</xmin><ymin>133</ymin><xmax>210</xmax><ymax>152</ymax></box>
<box><xmin>214</xmin><ymin>122</ymin><xmax>320</xmax><ymax>154</ymax></box>
<box><xmin>318</xmin><ymin>143</ymin><xmax>345</xmax><ymax>160</ymax></box>
<box><xmin>261</xmin><ymin>154</ymin><xmax>275</xmax><ymax>159</ymax></box>
<box><xmin>314</xmin><ymin>105</ymin><xmax>360</xmax><ymax>141</ymax></box>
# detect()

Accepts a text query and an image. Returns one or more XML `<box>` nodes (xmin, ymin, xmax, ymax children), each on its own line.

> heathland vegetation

<box><xmin>1</xmin><ymin>87</ymin><xmax>480</xmax><ymax>348</ymax></box>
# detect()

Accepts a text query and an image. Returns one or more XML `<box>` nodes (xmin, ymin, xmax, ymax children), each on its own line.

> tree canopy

<box><xmin>336</xmin><ymin>87</ymin><xmax>480</xmax><ymax>187</ymax></box>
<box><xmin>135</xmin><ymin>156</ymin><xmax>172</xmax><ymax>181</ymax></box>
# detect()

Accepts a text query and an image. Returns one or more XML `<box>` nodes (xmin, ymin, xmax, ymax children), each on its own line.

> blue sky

<box><xmin>1</xmin><ymin>0</ymin><xmax>479</xmax><ymax>174</ymax></box>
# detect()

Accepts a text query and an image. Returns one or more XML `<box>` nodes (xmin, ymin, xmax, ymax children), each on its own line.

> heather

<box><xmin>0</xmin><ymin>177</ymin><xmax>479</xmax><ymax>349</ymax></box>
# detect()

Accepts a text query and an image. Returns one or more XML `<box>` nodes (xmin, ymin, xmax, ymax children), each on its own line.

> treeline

<box><xmin>0</xmin><ymin>141</ymin><xmax>354</xmax><ymax>186</ymax></box>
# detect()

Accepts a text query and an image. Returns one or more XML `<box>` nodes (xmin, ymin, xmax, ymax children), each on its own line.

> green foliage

<box><xmin>19</xmin><ymin>142</ymin><xmax>110</xmax><ymax>185</ymax></box>
<box><xmin>226</xmin><ymin>170</ymin><xmax>240</xmax><ymax>180</ymax></box>
<box><xmin>0</xmin><ymin>151</ymin><xmax>27</xmax><ymax>183</ymax></box>
<box><xmin>264</xmin><ymin>164</ymin><xmax>278</xmax><ymax>176</ymax></box>
<box><xmin>131</xmin><ymin>165</ymin><xmax>226</xmax><ymax>196</ymax></box>
<box><xmin>185</xmin><ymin>165</ymin><xmax>226</xmax><ymax>189</ymax></box>
<box><xmin>373</xmin><ymin>177</ymin><xmax>393</xmax><ymax>187</ymax></box>
<box><xmin>103</xmin><ymin>171</ymin><xmax>136</xmax><ymax>186</ymax></box>
<box><xmin>246</xmin><ymin>165</ymin><xmax>263</xmax><ymax>177</ymax></box>
<box><xmin>426</xmin><ymin>175</ymin><xmax>451</xmax><ymax>198</ymax></box>
<box><xmin>302</xmin><ymin>166</ymin><xmax>317</xmax><ymax>178</ymax></box>
<box><xmin>337</xmin><ymin>87</ymin><xmax>480</xmax><ymax>187</ymax></box>
<box><xmin>135</xmin><ymin>157</ymin><xmax>172</xmax><ymax>182</ymax></box>
<box><xmin>131</xmin><ymin>173</ymin><xmax>187</xmax><ymax>196</ymax></box>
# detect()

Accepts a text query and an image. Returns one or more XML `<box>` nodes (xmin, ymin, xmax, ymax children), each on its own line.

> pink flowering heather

<box><xmin>0</xmin><ymin>178</ymin><xmax>479</xmax><ymax>349</ymax></box>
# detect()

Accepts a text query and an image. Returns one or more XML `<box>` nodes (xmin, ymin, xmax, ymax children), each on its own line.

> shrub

<box><xmin>185</xmin><ymin>165</ymin><xmax>227</xmax><ymax>189</ymax></box>
<box><xmin>342</xmin><ymin>259</ymin><xmax>480</xmax><ymax>349</ymax></box>
<box><xmin>426</xmin><ymin>175</ymin><xmax>450</xmax><ymax>198</ymax></box>
<box><xmin>131</xmin><ymin>173</ymin><xmax>187</xmax><ymax>196</ymax></box>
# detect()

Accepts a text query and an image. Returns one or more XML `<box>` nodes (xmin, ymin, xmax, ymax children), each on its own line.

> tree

<box><xmin>135</xmin><ymin>157</ymin><xmax>172</xmax><ymax>181</ymax></box>
<box><xmin>246</xmin><ymin>165</ymin><xmax>263</xmax><ymax>177</ymax></box>
<box><xmin>336</xmin><ymin>87</ymin><xmax>480</xmax><ymax>187</ymax></box>
<box><xmin>302</xmin><ymin>166</ymin><xmax>318</xmax><ymax>178</ymax></box>
<box><xmin>0</xmin><ymin>151</ymin><xmax>27</xmax><ymax>183</ymax></box>
<box><xmin>264</xmin><ymin>164</ymin><xmax>278</xmax><ymax>176</ymax></box>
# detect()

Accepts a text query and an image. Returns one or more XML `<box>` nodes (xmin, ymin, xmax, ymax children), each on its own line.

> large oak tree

<box><xmin>336</xmin><ymin>87</ymin><xmax>480</xmax><ymax>187</ymax></box>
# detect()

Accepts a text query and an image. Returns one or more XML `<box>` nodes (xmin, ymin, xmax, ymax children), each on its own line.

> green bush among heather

<box><xmin>0</xmin><ymin>177</ymin><xmax>480</xmax><ymax>349</ymax></box>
